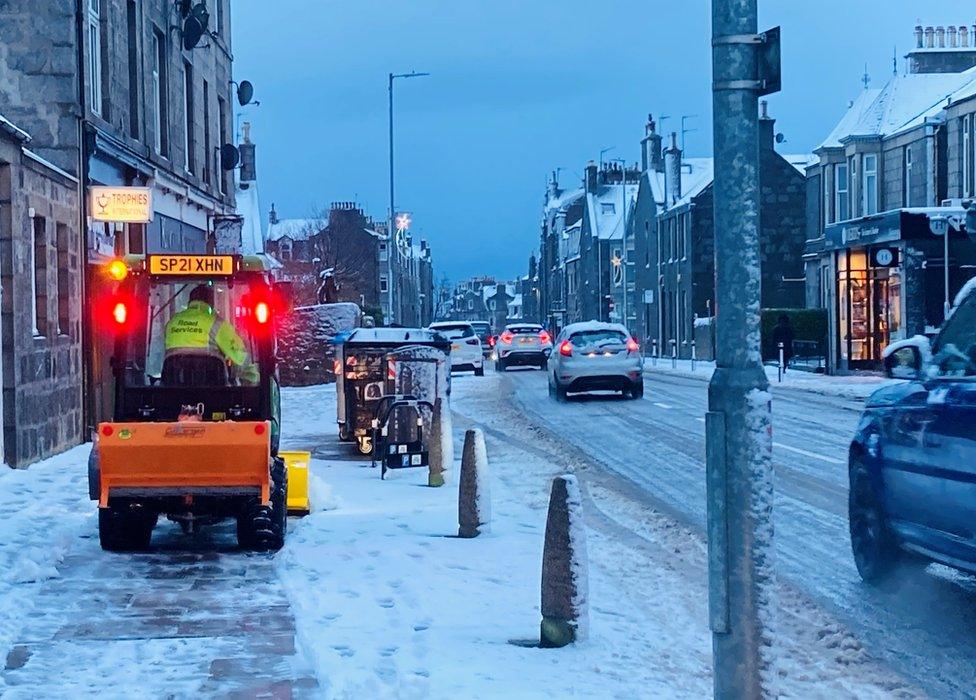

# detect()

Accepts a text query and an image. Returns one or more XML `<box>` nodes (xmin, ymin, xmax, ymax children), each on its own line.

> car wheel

<box><xmin>547</xmin><ymin>380</ymin><xmax>555</xmax><ymax>397</ymax></box>
<box><xmin>849</xmin><ymin>454</ymin><xmax>903</xmax><ymax>584</ymax></box>
<box><xmin>475</xmin><ymin>365</ymin><xmax>485</xmax><ymax>377</ymax></box>
<box><xmin>629</xmin><ymin>381</ymin><xmax>644</xmax><ymax>399</ymax></box>
<box><xmin>496</xmin><ymin>359</ymin><xmax>507</xmax><ymax>372</ymax></box>
<box><xmin>555</xmin><ymin>383</ymin><xmax>568</xmax><ymax>402</ymax></box>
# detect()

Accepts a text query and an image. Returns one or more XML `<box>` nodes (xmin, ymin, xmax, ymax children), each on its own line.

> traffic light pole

<box><xmin>706</xmin><ymin>0</ymin><xmax>776</xmax><ymax>697</ymax></box>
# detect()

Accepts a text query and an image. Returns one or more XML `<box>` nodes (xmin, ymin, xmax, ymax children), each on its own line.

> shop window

<box><xmin>57</xmin><ymin>223</ymin><xmax>71</xmax><ymax>336</ymax></box>
<box><xmin>32</xmin><ymin>216</ymin><xmax>48</xmax><ymax>337</ymax></box>
<box><xmin>862</xmin><ymin>154</ymin><xmax>878</xmax><ymax>216</ymax></box>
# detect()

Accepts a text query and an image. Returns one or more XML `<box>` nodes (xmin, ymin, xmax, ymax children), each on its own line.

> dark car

<box><xmin>848</xmin><ymin>283</ymin><xmax>976</xmax><ymax>583</ymax></box>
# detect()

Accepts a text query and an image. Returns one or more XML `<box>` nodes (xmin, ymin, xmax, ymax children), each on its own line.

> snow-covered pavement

<box><xmin>0</xmin><ymin>371</ymin><xmax>955</xmax><ymax>697</ymax></box>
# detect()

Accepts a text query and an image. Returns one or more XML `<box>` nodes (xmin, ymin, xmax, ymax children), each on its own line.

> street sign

<box><xmin>929</xmin><ymin>215</ymin><xmax>949</xmax><ymax>237</ymax></box>
<box><xmin>871</xmin><ymin>247</ymin><xmax>899</xmax><ymax>268</ymax></box>
<box><xmin>90</xmin><ymin>186</ymin><xmax>153</xmax><ymax>223</ymax></box>
<box><xmin>757</xmin><ymin>26</ymin><xmax>781</xmax><ymax>96</ymax></box>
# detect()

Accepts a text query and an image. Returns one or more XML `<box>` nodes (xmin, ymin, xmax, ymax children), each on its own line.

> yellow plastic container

<box><xmin>280</xmin><ymin>450</ymin><xmax>311</xmax><ymax>515</ymax></box>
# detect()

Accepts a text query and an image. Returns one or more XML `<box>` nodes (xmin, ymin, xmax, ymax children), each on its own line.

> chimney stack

<box><xmin>758</xmin><ymin>100</ymin><xmax>775</xmax><ymax>151</ymax></box>
<box><xmin>584</xmin><ymin>161</ymin><xmax>598</xmax><ymax>194</ymax></box>
<box><xmin>664</xmin><ymin>132</ymin><xmax>682</xmax><ymax>207</ymax></box>
<box><xmin>238</xmin><ymin>121</ymin><xmax>257</xmax><ymax>182</ymax></box>
<box><xmin>268</xmin><ymin>202</ymin><xmax>279</xmax><ymax>226</ymax></box>
<box><xmin>641</xmin><ymin>113</ymin><xmax>664</xmax><ymax>173</ymax></box>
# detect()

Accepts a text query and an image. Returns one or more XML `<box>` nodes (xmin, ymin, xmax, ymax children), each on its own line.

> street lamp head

<box><xmin>393</xmin><ymin>71</ymin><xmax>431</xmax><ymax>80</ymax></box>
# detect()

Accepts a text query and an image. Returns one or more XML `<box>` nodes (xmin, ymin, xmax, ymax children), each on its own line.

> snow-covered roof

<box><xmin>545</xmin><ymin>185</ymin><xmax>584</xmax><ymax>215</ymax></box>
<box><xmin>509</xmin><ymin>293</ymin><xmax>522</xmax><ymax>308</ymax></box>
<box><xmin>267</xmin><ymin>218</ymin><xmax>326</xmax><ymax>242</ymax></box>
<box><xmin>819</xmin><ymin>68</ymin><xmax>976</xmax><ymax>149</ymax></box>
<box><xmin>670</xmin><ymin>161</ymin><xmax>715</xmax><ymax>209</ymax></box>
<box><xmin>0</xmin><ymin>112</ymin><xmax>30</xmax><ymax>143</ymax></box>
<box><xmin>587</xmin><ymin>183</ymin><xmax>640</xmax><ymax>240</ymax></box>
<box><xmin>644</xmin><ymin>158</ymin><xmax>713</xmax><ymax>211</ymax></box>
<box><xmin>783</xmin><ymin>153</ymin><xmax>818</xmax><ymax>173</ymax></box>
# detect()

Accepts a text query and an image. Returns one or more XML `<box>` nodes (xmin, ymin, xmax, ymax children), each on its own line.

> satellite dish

<box><xmin>190</xmin><ymin>2</ymin><xmax>210</xmax><ymax>28</ymax></box>
<box><xmin>220</xmin><ymin>144</ymin><xmax>240</xmax><ymax>171</ymax></box>
<box><xmin>182</xmin><ymin>15</ymin><xmax>205</xmax><ymax>50</ymax></box>
<box><xmin>177</xmin><ymin>0</ymin><xmax>192</xmax><ymax>18</ymax></box>
<box><xmin>775</xmin><ymin>132</ymin><xmax>786</xmax><ymax>144</ymax></box>
<box><xmin>237</xmin><ymin>80</ymin><xmax>254</xmax><ymax>107</ymax></box>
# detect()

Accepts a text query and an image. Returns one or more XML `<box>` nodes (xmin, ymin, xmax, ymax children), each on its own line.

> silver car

<box><xmin>547</xmin><ymin>322</ymin><xmax>644</xmax><ymax>400</ymax></box>
<box><xmin>494</xmin><ymin>323</ymin><xmax>553</xmax><ymax>371</ymax></box>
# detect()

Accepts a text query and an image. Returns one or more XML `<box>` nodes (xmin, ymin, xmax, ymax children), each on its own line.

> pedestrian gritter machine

<box><xmin>87</xmin><ymin>254</ymin><xmax>310</xmax><ymax>552</ymax></box>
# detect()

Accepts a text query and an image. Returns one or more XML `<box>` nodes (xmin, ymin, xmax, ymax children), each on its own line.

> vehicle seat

<box><xmin>161</xmin><ymin>354</ymin><xmax>229</xmax><ymax>387</ymax></box>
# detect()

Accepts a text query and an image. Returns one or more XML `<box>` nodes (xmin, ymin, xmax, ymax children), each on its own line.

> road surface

<box><xmin>490</xmin><ymin>367</ymin><xmax>976</xmax><ymax>699</ymax></box>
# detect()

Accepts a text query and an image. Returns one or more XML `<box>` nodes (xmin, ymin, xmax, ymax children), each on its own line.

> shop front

<box><xmin>819</xmin><ymin>208</ymin><xmax>974</xmax><ymax>372</ymax></box>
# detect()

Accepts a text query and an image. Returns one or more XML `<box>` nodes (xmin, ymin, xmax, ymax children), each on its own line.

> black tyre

<box><xmin>555</xmin><ymin>383</ymin><xmax>568</xmax><ymax>402</ymax></box>
<box><xmin>849</xmin><ymin>454</ymin><xmax>902</xmax><ymax>583</ymax></box>
<box><xmin>238</xmin><ymin>458</ymin><xmax>287</xmax><ymax>552</ymax></box>
<box><xmin>99</xmin><ymin>505</ymin><xmax>156</xmax><ymax>552</ymax></box>
<box><xmin>475</xmin><ymin>365</ymin><xmax>485</xmax><ymax>377</ymax></box>
<box><xmin>496</xmin><ymin>359</ymin><xmax>507</xmax><ymax>372</ymax></box>
<box><xmin>628</xmin><ymin>381</ymin><xmax>644</xmax><ymax>399</ymax></box>
<box><xmin>339</xmin><ymin>424</ymin><xmax>351</xmax><ymax>442</ymax></box>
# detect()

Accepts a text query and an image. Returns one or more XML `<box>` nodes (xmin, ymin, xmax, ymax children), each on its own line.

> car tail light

<box><xmin>466</xmin><ymin>337</ymin><xmax>480</xmax><ymax>346</ymax></box>
<box><xmin>500</xmin><ymin>331</ymin><xmax>514</xmax><ymax>344</ymax></box>
<box><xmin>559</xmin><ymin>340</ymin><xmax>573</xmax><ymax>357</ymax></box>
<box><xmin>488</xmin><ymin>336</ymin><xmax>496</xmax><ymax>347</ymax></box>
<box><xmin>626</xmin><ymin>338</ymin><xmax>639</xmax><ymax>353</ymax></box>
<box><xmin>539</xmin><ymin>330</ymin><xmax>551</xmax><ymax>344</ymax></box>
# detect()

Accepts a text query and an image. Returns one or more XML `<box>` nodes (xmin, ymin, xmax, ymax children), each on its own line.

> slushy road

<box><xmin>501</xmin><ymin>367</ymin><xmax>976</xmax><ymax>699</ymax></box>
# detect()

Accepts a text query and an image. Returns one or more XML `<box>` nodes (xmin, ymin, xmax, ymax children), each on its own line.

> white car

<box><xmin>494</xmin><ymin>323</ymin><xmax>553</xmax><ymax>370</ymax></box>
<box><xmin>547</xmin><ymin>321</ymin><xmax>644</xmax><ymax>400</ymax></box>
<box><xmin>429</xmin><ymin>322</ymin><xmax>485</xmax><ymax>376</ymax></box>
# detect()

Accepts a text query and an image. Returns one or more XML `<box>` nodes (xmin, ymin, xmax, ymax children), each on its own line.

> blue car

<box><xmin>849</xmin><ymin>284</ymin><xmax>976</xmax><ymax>583</ymax></box>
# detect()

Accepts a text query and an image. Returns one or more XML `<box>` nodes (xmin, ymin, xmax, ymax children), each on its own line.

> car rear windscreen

<box><xmin>569</xmin><ymin>329</ymin><xmax>627</xmax><ymax>346</ymax></box>
<box><xmin>509</xmin><ymin>326</ymin><xmax>542</xmax><ymax>334</ymax></box>
<box><xmin>432</xmin><ymin>325</ymin><xmax>475</xmax><ymax>340</ymax></box>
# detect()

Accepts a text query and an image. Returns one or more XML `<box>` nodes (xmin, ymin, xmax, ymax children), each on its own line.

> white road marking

<box><xmin>653</xmin><ymin>402</ymin><xmax>673</xmax><ymax>409</ymax></box>
<box><xmin>773</xmin><ymin>442</ymin><xmax>845</xmax><ymax>465</ymax></box>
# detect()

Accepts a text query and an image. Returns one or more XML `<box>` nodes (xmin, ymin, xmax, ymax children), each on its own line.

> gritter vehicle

<box><xmin>494</xmin><ymin>323</ymin><xmax>552</xmax><ymax>370</ymax></box>
<box><xmin>547</xmin><ymin>321</ymin><xmax>643</xmax><ymax>400</ymax></box>
<box><xmin>88</xmin><ymin>254</ymin><xmax>293</xmax><ymax>552</ymax></box>
<box><xmin>849</xmin><ymin>281</ymin><xmax>976</xmax><ymax>583</ymax></box>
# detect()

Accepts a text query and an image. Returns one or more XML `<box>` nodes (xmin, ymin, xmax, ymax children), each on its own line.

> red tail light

<box><xmin>539</xmin><ymin>330</ymin><xmax>551</xmax><ymax>344</ymax></box>
<box><xmin>559</xmin><ymin>340</ymin><xmax>573</xmax><ymax>357</ymax></box>
<box><xmin>500</xmin><ymin>331</ymin><xmax>514</xmax><ymax>344</ymax></box>
<box><xmin>254</xmin><ymin>301</ymin><xmax>271</xmax><ymax>325</ymax></box>
<box><xmin>626</xmin><ymin>338</ymin><xmax>639</xmax><ymax>353</ymax></box>
<box><xmin>112</xmin><ymin>301</ymin><xmax>128</xmax><ymax>325</ymax></box>
<box><xmin>488</xmin><ymin>336</ymin><xmax>496</xmax><ymax>347</ymax></box>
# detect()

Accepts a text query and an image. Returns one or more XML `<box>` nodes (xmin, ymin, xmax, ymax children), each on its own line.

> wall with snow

<box><xmin>277</xmin><ymin>303</ymin><xmax>361</xmax><ymax>386</ymax></box>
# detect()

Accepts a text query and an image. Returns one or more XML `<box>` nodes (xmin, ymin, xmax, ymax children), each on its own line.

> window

<box><xmin>380</xmin><ymin>276</ymin><xmax>389</xmax><ymax>293</ymax></box>
<box><xmin>657</xmin><ymin>222</ymin><xmax>664</xmax><ymax>266</ymax></box>
<box><xmin>823</xmin><ymin>164</ymin><xmax>833</xmax><ymax>225</ymax></box>
<box><xmin>467</xmin><ymin>298</ymin><xmax>473</xmax><ymax>310</ymax></box>
<box><xmin>183</xmin><ymin>61</ymin><xmax>194</xmax><ymax>173</ymax></box>
<box><xmin>56</xmin><ymin>223</ymin><xmax>71</xmax><ymax>336</ymax></box>
<box><xmin>126</xmin><ymin>0</ymin><xmax>139</xmax><ymax>138</ymax></box>
<box><xmin>32</xmin><ymin>216</ymin><xmax>48</xmax><ymax>336</ymax></box>
<box><xmin>217</xmin><ymin>96</ymin><xmax>227</xmax><ymax>192</ymax></box>
<box><xmin>835</xmin><ymin>163</ymin><xmax>849</xmax><ymax>221</ymax></box>
<box><xmin>903</xmin><ymin>146</ymin><xmax>913</xmax><ymax>207</ymax></box>
<box><xmin>862</xmin><ymin>153</ymin><xmax>878</xmax><ymax>215</ymax></box>
<box><xmin>214</xmin><ymin>0</ymin><xmax>223</xmax><ymax>35</ymax></box>
<box><xmin>965</xmin><ymin>115</ymin><xmax>973</xmax><ymax>197</ymax></box>
<box><xmin>600</xmin><ymin>202</ymin><xmax>615</xmax><ymax>215</ymax></box>
<box><xmin>279</xmin><ymin>239</ymin><xmax>292</xmax><ymax>261</ymax></box>
<box><xmin>644</xmin><ymin>221</ymin><xmax>650</xmax><ymax>267</ymax></box>
<box><xmin>379</xmin><ymin>242</ymin><xmax>388</xmax><ymax>262</ymax></box>
<box><xmin>670</xmin><ymin>218</ymin><xmax>677</xmax><ymax>261</ymax></box>
<box><xmin>202</xmin><ymin>79</ymin><xmax>211</xmax><ymax>185</ymax></box>
<box><xmin>87</xmin><ymin>0</ymin><xmax>102</xmax><ymax>116</ymax></box>
<box><xmin>152</xmin><ymin>30</ymin><xmax>168</xmax><ymax>155</ymax></box>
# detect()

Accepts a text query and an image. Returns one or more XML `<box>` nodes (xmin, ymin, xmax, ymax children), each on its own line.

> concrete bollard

<box><xmin>458</xmin><ymin>429</ymin><xmax>491</xmax><ymax>537</ymax></box>
<box><xmin>427</xmin><ymin>397</ymin><xmax>453</xmax><ymax>487</ymax></box>
<box><xmin>540</xmin><ymin>474</ymin><xmax>588</xmax><ymax>648</ymax></box>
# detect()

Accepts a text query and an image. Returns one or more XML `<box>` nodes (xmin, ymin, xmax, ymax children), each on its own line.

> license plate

<box><xmin>519</xmin><ymin>337</ymin><xmax>536</xmax><ymax>345</ymax></box>
<box><xmin>451</xmin><ymin>344</ymin><xmax>460</xmax><ymax>351</ymax></box>
<box><xmin>148</xmin><ymin>254</ymin><xmax>235</xmax><ymax>276</ymax></box>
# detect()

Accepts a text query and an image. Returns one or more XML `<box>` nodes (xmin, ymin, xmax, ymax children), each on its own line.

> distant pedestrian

<box><xmin>772</xmin><ymin>314</ymin><xmax>794</xmax><ymax>366</ymax></box>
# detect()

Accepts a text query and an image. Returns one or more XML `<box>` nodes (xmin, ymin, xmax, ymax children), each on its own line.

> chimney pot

<box><xmin>925</xmin><ymin>26</ymin><xmax>934</xmax><ymax>48</ymax></box>
<box><xmin>961</xmin><ymin>25</ymin><xmax>970</xmax><ymax>48</ymax></box>
<box><xmin>948</xmin><ymin>25</ymin><xmax>958</xmax><ymax>48</ymax></box>
<box><xmin>915</xmin><ymin>24</ymin><xmax>924</xmax><ymax>48</ymax></box>
<box><xmin>760</xmin><ymin>99</ymin><xmax>769</xmax><ymax>119</ymax></box>
<box><xmin>936</xmin><ymin>26</ymin><xmax>946</xmax><ymax>48</ymax></box>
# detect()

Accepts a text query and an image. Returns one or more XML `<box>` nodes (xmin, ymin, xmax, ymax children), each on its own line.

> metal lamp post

<box><xmin>388</xmin><ymin>70</ymin><xmax>429</xmax><ymax>325</ymax></box>
<box><xmin>611</xmin><ymin>158</ymin><xmax>630</xmax><ymax>327</ymax></box>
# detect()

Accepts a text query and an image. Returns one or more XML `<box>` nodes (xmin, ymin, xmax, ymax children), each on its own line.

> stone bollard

<box><xmin>458</xmin><ymin>429</ymin><xmax>491</xmax><ymax>537</ymax></box>
<box><xmin>540</xmin><ymin>474</ymin><xmax>588</xmax><ymax>648</ymax></box>
<box><xmin>427</xmin><ymin>398</ymin><xmax>453</xmax><ymax>487</ymax></box>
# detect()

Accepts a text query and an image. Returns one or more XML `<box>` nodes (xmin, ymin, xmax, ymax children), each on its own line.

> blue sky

<box><xmin>233</xmin><ymin>1</ymin><xmax>972</xmax><ymax>282</ymax></box>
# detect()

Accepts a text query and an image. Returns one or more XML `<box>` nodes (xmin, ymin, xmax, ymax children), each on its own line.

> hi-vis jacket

<box><xmin>164</xmin><ymin>300</ymin><xmax>248</xmax><ymax>365</ymax></box>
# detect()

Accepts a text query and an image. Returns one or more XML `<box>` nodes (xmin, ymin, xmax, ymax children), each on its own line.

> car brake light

<box><xmin>626</xmin><ymin>338</ymin><xmax>639</xmax><ymax>353</ymax></box>
<box><xmin>539</xmin><ymin>330</ymin><xmax>551</xmax><ymax>344</ymax></box>
<box><xmin>488</xmin><ymin>336</ymin><xmax>496</xmax><ymax>347</ymax></box>
<box><xmin>500</xmin><ymin>331</ymin><xmax>514</xmax><ymax>344</ymax></box>
<box><xmin>112</xmin><ymin>301</ymin><xmax>128</xmax><ymax>325</ymax></box>
<box><xmin>559</xmin><ymin>340</ymin><xmax>573</xmax><ymax>357</ymax></box>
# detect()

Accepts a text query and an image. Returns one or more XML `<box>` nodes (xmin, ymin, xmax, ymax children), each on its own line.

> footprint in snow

<box><xmin>412</xmin><ymin>621</ymin><xmax>430</xmax><ymax>632</ymax></box>
<box><xmin>332</xmin><ymin>645</ymin><xmax>355</xmax><ymax>658</ymax></box>
<box><xmin>379</xmin><ymin>646</ymin><xmax>398</xmax><ymax>657</ymax></box>
<box><xmin>340</xmin><ymin>589</ymin><xmax>360</xmax><ymax>599</ymax></box>
<box><xmin>377</xmin><ymin>597</ymin><xmax>395</xmax><ymax>609</ymax></box>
